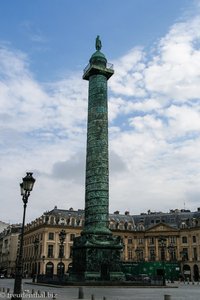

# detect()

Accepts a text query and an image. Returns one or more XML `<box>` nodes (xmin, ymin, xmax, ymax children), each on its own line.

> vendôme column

<box><xmin>70</xmin><ymin>37</ymin><xmax>124</xmax><ymax>282</ymax></box>
<box><xmin>83</xmin><ymin>35</ymin><xmax>113</xmax><ymax>235</ymax></box>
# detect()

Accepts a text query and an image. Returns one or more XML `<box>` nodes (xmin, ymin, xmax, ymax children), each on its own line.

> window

<box><xmin>69</xmin><ymin>246</ymin><xmax>73</xmax><ymax>258</ymax></box>
<box><xmin>181</xmin><ymin>222</ymin><xmax>186</xmax><ymax>228</ymax></box>
<box><xmin>48</xmin><ymin>232</ymin><xmax>54</xmax><ymax>240</ymax></box>
<box><xmin>128</xmin><ymin>248</ymin><xmax>133</xmax><ymax>260</ymax></box>
<box><xmin>4</xmin><ymin>239</ymin><xmax>8</xmax><ymax>248</ymax></box>
<box><xmin>138</xmin><ymin>224</ymin><xmax>144</xmax><ymax>231</ymax></box>
<box><xmin>50</xmin><ymin>216</ymin><xmax>54</xmax><ymax>225</ymax></box>
<box><xmin>168</xmin><ymin>246</ymin><xmax>176</xmax><ymax>261</ymax></box>
<box><xmin>182</xmin><ymin>248</ymin><xmax>188</xmax><ymax>260</ymax></box>
<box><xmin>70</xmin><ymin>234</ymin><xmax>75</xmax><ymax>241</ymax></box>
<box><xmin>46</xmin><ymin>262</ymin><xmax>54</xmax><ymax>277</ymax></box>
<box><xmin>128</xmin><ymin>224</ymin><xmax>133</xmax><ymax>230</ymax></box>
<box><xmin>109</xmin><ymin>223</ymin><xmax>115</xmax><ymax>230</ymax></box>
<box><xmin>47</xmin><ymin>245</ymin><xmax>54</xmax><ymax>258</ymax></box>
<box><xmin>128</xmin><ymin>238</ymin><xmax>132</xmax><ymax>244</ymax></box>
<box><xmin>193</xmin><ymin>248</ymin><xmax>197</xmax><ymax>260</ymax></box>
<box><xmin>160</xmin><ymin>248</ymin><xmax>165</xmax><ymax>261</ymax></box>
<box><xmin>149</xmin><ymin>237</ymin><xmax>155</xmax><ymax>245</ymax></box>
<box><xmin>149</xmin><ymin>249</ymin><xmax>155</xmax><ymax>261</ymax></box>
<box><xmin>192</xmin><ymin>236</ymin><xmax>196</xmax><ymax>243</ymax></box>
<box><xmin>138</xmin><ymin>250</ymin><xmax>143</xmax><ymax>261</ymax></box>
<box><xmin>119</xmin><ymin>222</ymin><xmax>124</xmax><ymax>230</ymax></box>
<box><xmin>57</xmin><ymin>262</ymin><xmax>65</xmax><ymax>276</ymax></box>
<box><xmin>71</xmin><ymin>218</ymin><xmax>75</xmax><ymax>226</ymax></box>
<box><xmin>138</xmin><ymin>238</ymin><xmax>144</xmax><ymax>245</ymax></box>
<box><xmin>169</xmin><ymin>236</ymin><xmax>176</xmax><ymax>244</ymax></box>
<box><xmin>182</xmin><ymin>236</ymin><xmax>187</xmax><ymax>244</ymax></box>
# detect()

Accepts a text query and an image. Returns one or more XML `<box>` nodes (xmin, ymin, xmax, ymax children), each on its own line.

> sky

<box><xmin>1</xmin><ymin>0</ymin><xmax>200</xmax><ymax>224</ymax></box>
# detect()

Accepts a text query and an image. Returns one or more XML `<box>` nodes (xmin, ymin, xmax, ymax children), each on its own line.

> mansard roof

<box><xmin>25</xmin><ymin>206</ymin><xmax>200</xmax><ymax>232</ymax></box>
<box><xmin>133</xmin><ymin>209</ymin><xmax>200</xmax><ymax>229</ymax></box>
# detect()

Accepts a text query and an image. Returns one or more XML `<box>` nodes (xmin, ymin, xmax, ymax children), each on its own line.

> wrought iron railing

<box><xmin>83</xmin><ymin>62</ymin><xmax>114</xmax><ymax>74</ymax></box>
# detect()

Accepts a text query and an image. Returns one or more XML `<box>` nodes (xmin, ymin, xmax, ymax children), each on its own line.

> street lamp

<box><xmin>168</xmin><ymin>243</ymin><xmax>176</xmax><ymax>261</ymax></box>
<box><xmin>12</xmin><ymin>172</ymin><xmax>35</xmax><ymax>300</ymax></box>
<box><xmin>158</xmin><ymin>236</ymin><xmax>167</xmax><ymax>286</ymax></box>
<box><xmin>167</xmin><ymin>243</ymin><xmax>176</xmax><ymax>282</ymax></box>
<box><xmin>58</xmin><ymin>229</ymin><xmax>66</xmax><ymax>281</ymax></box>
<box><xmin>32</xmin><ymin>237</ymin><xmax>39</xmax><ymax>282</ymax></box>
<box><xmin>180</xmin><ymin>250</ymin><xmax>188</xmax><ymax>281</ymax></box>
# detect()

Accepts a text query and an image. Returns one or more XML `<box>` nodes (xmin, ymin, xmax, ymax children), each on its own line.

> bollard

<box><xmin>32</xmin><ymin>289</ymin><xmax>35</xmax><ymax>294</ymax></box>
<box><xmin>38</xmin><ymin>290</ymin><xmax>41</xmax><ymax>296</ymax></box>
<box><xmin>91</xmin><ymin>294</ymin><xmax>95</xmax><ymax>300</ymax></box>
<box><xmin>2</xmin><ymin>288</ymin><xmax>5</xmax><ymax>293</ymax></box>
<box><xmin>7</xmin><ymin>288</ymin><xmax>10</xmax><ymax>294</ymax></box>
<box><xmin>45</xmin><ymin>291</ymin><xmax>48</xmax><ymax>297</ymax></box>
<box><xmin>78</xmin><ymin>287</ymin><xmax>84</xmax><ymax>299</ymax></box>
<box><xmin>164</xmin><ymin>295</ymin><xmax>171</xmax><ymax>300</ymax></box>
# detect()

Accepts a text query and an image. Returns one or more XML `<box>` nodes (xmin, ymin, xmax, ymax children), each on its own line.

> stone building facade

<box><xmin>0</xmin><ymin>224</ymin><xmax>21</xmax><ymax>276</ymax></box>
<box><xmin>21</xmin><ymin>206</ymin><xmax>200</xmax><ymax>280</ymax></box>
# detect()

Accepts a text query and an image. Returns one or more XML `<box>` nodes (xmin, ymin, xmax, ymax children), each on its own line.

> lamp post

<box><xmin>12</xmin><ymin>172</ymin><xmax>35</xmax><ymax>300</ymax></box>
<box><xmin>33</xmin><ymin>237</ymin><xmax>39</xmax><ymax>282</ymax></box>
<box><xmin>158</xmin><ymin>236</ymin><xmax>167</xmax><ymax>286</ymax></box>
<box><xmin>42</xmin><ymin>255</ymin><xmax>45</xmax><ymax>275</ymax></box>
<box><xmin>58</xmin><ymin>229</ymin><xmax>66</xmax><ymax>282</ymax></box>
<box><xmin>168</xmin><ymin>243</ymin><xmax>175</xmax><ymax>261</ymax></box>
<box><xmin>180</xmin><ymin>250</ymin><xmax>187</xmax><ymax>281</ymax></box>
<box><xmin>167</xmin><ymin>243</ymin><xmax>175</xmax><ymax>282</ymax></box>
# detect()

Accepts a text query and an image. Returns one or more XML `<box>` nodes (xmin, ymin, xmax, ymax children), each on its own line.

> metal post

<box><xmin>78</xmin><ymin>287</ymin><xmax>84</xmax><ymax>299</ymax></box>
<box><xmin>12</xmin><ymin>201</ymin><xmax>27</xmax><ymax>300</ymax></box>
<box><xmin>12</xmin><ymin>172</ymin><xmax>35</xmax><ymax>300</ymax></box>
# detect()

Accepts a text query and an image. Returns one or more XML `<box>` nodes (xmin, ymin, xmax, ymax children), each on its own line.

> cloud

<box><xmin>110</xmin><ymin>48</ymin><xmax>146</xmax><ymax>97</ymax></box>
<box><xmin>20</xmin><ymin>21</ymin><xmax>48</xmax><ymax>44</ymax></box>
<box><xmin>107</xmin><ymin>13</ymin><xmax>200</xmax><ymax>214</ymax></box>
<box><xmin>1</xmin><ymin>6</ymin><xmax>200</xmax><ymax>222</ymax></box>
<box><xmin>144</xmin><ymin>17</ymin><xmax>200</xmax><ymax>101</ymax></box>
<box><xmin>51</xmin><ymin>153</ymin><xmax>85</xmax><ymax>184</ymax></box>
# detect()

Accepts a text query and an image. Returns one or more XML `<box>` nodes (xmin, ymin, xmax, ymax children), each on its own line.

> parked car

<box><xmin>125</xmin><ymin>273</ymin><xmax>136</xmax><ymax>281</ymax></box>
<box><xmin>0</xmin><ymin>274</ymin><xmax>5</xmax><ymax>279</ymax></box>
<box><xmin>139</xmin><ymin>274</ymin><xmax>151</xmax><ymax>282</ymax></box>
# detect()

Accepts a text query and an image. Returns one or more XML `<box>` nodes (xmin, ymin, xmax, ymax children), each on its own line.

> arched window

<box><xmin>60</xmin><ymin>218</ymin><xmax>65</xmax><ymax>225</ymax></box>
<box><xmin>71</xmin><ymin>218</ymin><xmax>75</xmax><ymax>226</ymax></box>
<box><xmin>181</xmin><ymin>222</ymin><xmax>187</xmax><ymax>229</ymax></box>
<box><xmin>57</xmin><ymin>262</ymin><xmax>65</xmax><ymax>276</ymax></box>
<box><xmin>50</xmin><ymin>216</ymin><xmax>54</xmax><ymax>225</ymax></box>
<box><xmin>109</xmin><ymin>222</ymin><xmax>115</xmax><ymax>230</ymax></box>
<box><xmin>183</xmin><ymin>264</ymin><xmax>191</xmax><ymax>280</ymax></box>
<box><xmin>138</xmin><ymin>224</ymin><xmax>144</xmax><ymax>231</ymax></box>
<box><xmin>45</xmin><ymin>262</ymin><xmax>54</xmax><ymax>277</ymax></box>
<box><xmin>119</xmin><ymin>222</ymin><xmax>124</xmax><ymax>230</ymax></box>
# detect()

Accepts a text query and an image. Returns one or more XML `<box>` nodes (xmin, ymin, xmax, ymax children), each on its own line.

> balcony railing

<box><xmin>83</xmin><ymin>62</ymin><xmax>114</xmax><ymax>74</ymax></box>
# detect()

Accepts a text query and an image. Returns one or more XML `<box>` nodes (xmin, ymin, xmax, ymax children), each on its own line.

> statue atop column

<box><xmin>95</xmin><ymin>35</ymin><xmax>102</xmax><ymax>51</ymax></box>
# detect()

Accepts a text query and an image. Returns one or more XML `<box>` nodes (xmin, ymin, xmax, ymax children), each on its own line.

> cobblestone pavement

<box><xmin>0</xmin><ymin>279</ymin><xmax>200</xmax><ymax>300</ymax></box>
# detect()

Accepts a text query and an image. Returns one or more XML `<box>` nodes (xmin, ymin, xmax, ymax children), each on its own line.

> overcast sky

<box><xmin>1</xmin><ymin>0</ymin><xmax>200</xmax><ymax>224</ymax></box>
